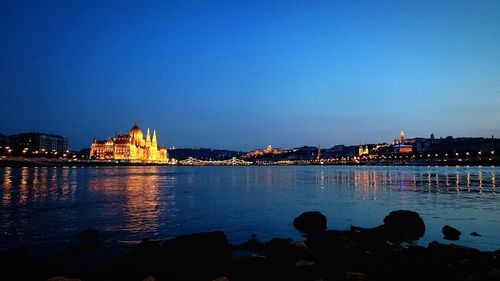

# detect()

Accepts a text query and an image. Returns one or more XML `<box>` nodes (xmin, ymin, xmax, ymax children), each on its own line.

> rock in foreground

<box><xmin>293</xmin><ymin>211</ymin><xmax>327</xmax><ymax>236</ymax></box>
<box><xmin>442</xmin><ymin>225</ymin><xmax>462</xmax><ymax>240</ymax></box>
<box><xmin>1</xmin><ymin>210</ymin><xmax>498</xmax><ymax>281</ymax></box>
<box><xmin>383</xmin><ymin>210</ymin><xmax>426</xmax><ymax>242</ymax></box>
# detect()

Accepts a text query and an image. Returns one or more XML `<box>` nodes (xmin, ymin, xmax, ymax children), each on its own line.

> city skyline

<box><xmin>1</xmin><ymin>1</ymin><xmax>500</xmax><ymax>151</ymax></box>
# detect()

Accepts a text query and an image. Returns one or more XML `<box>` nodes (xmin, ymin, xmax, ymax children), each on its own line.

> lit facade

<box><xmin>248</xmin><ymin>145</ymin><xmax>287</xmax><ymax>157</ymax></box>
<box><xmin>393</xmin><ymin>130</ymin><xmax>413</xmax><ymax>154</ymax></box>
<box><xmin>90</xmin><ymin>122</ymin><xmax>168</xmax><ymax>162</ymax></box>
<box><xmin>358</xmin><ymin>144</ymin><xmax>369</xmax><ymax>156</ymax></box>
<box><xmin>9</xmin><ymin>132</ymin><xmax>68</xmax><ymax>155</ymax></box>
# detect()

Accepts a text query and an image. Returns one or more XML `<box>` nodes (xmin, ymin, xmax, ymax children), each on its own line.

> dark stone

<box><xmin>76</xmin><ymin>229</ymin><xmax>99</xmax><ymax>246</ymax></box>
<box><xmin>230</xmin><ymin>255</ymin><xmax>269</xmax><ymax>281</ymax></box>
<box><xmin>382</xmin><ymin>210</ymin><xmax>425</xmax><ymax>242</ymax></box>
<box><xmin>239</xmin><ymin>235</ymin><xmax>265</xmax><ymax>251</ymax></box>
<box><xmin>160</xmin><ymin>231</ymin><xmax>231</xmax><ymax>280</ymax></box>
<box><xmin>389</xmin><ymin>246</ymin><xmax>433</xmax><ymax>281</ymax></box>
<box><xmin>293</xmin><ymin>211</ymin><xmax>327</xmax><ymax>235</ymax></box>
<box><xmin>470</xmin><ymin>232</ymin><xmax>481</xmax><ymax>237</ymax></box>
<box><xmin>266</xmin><ymin>237</ymin><xmax>294</xmax><ymax>261</ymax></box>
<box><xmin>442</xmin><ymin>225</ymin><xmax>461</xmax><ymax>240</ymax></box>
<box><xmin>427</xmin><ymin>241</ymin><xmax>483</xmax><ymax>280</ymax></box>
<box><xmin>428</xmin><ymin>241</ymin><xmax>481</xmax><ymax>259</ymax></box>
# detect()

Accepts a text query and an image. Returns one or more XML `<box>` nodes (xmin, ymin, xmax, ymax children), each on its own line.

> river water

<box><xmin>0</xmin><ymin>165</ymin><xmax>498</xmax><ymax>254</ymax></box>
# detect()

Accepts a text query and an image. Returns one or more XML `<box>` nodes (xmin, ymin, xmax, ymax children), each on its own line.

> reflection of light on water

<box><xmin>492</xmin><ymin>170</ymin><xmax>496</xmax><ymax>194</ymax></box>
<box><xmin>466</xmin><ymin>171</ymin><xmax>471</xmax><ymax>191</ymax></box>
<box><xmin>478</xmin><ymin>170</ymin><xmax>483</xmax><ymax>194</ymax></box>
<box><xmin>88</xmin><ymin>167</ymin><xmax>164</xmax><ymax>235</ymax></box>
<box><xmin>319</xmin><ymin>170</ymin><xmax>325</xmax><ymax>188</ymax></box>
<box><xmin>1</xmin><ymin>166</ymin><xmax>499</xmax><ymax>252</ymax></box>
<box><xmin>124</xmin><ymin>167</ymin><xmax>161</xmax><ymax>234</ymax></box>
<box><xmin>348</xmin><ymin>167</ymin><xmax>500</xmax><ymax>198</ymax></box>
<box><xmin>2</xmin><ymin>167</ymin><xmax>12</xmax><ymax>206</ymax></box>
<box><xmin>19</xmin><ymin>167</ymin><xmax>29</xmax><ymax>205</ymax></box>
<box><xmin>352</xmin><ymin>169</ymin><xmax>419</xmax><ymax>200</ymax></box>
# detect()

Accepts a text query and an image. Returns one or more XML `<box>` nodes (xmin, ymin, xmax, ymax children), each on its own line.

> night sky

<box><xmin>1</xmin><ymin>1</ymin><xmax>499</xmax><ymax>151</ymax></box>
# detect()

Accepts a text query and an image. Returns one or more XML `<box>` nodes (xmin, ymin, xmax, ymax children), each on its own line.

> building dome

<box><xmin>128</xmin><ymin>122</ymin><xmax>143</xmax><ymax>140</ymax></box>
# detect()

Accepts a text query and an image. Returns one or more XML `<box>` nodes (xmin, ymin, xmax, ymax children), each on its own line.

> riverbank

<box><xmin>1</xmin><ymin>210</ymin><xmax>498</xmax><ymax>281</ymax></box>
<box><xmin>0</xmin><ymin>157</ymin><xmax>170</xmax><ymax>167</ymax></box>
<box><xmin>0</xmin><ymin>156</ymin><xmax>498</xmax><ymax>167</ymax></box>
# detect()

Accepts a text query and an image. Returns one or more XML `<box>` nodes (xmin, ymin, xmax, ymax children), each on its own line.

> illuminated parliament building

<box><xmin>90</xmin><ymin>122</ymin><xmax>168</xmax><ymax>162</ymax></box>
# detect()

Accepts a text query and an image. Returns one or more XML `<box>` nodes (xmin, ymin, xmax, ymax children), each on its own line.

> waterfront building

<box><xmin>90</xmin><ymin>122</ymin><xmax>168</xmax><ymax>162</ymax></box>
<box><xmin>8</xmin><ymin>132</ymin><xmax>68</xmax><ymax>156</ymax></box>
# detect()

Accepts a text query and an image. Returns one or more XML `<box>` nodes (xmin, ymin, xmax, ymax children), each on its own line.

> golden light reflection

<box><xmin>352</xmin><ymin>169</ymin><xmax>417</xmax><ymax>200</ymax></box>
<box><xmin>466</xmin><ymin>171</ymin><xmax>471</xmax><ymax>191</ymax></box>
<box><xmin>347</xmin><ymin>167</ymin><xmax>499</xmax><ymax>197</ymax></box>
<box><xmin>478</xmin><ymin>170</ymin><xmax>483</xmax><ymax>194</ymax></box>
<box><xmin>492</xmin><ymin>169</ymin><xmax>496</xmax><ymax>194</ymax></box>
<box><xmin>2</xmin><ymin>167</ymin><xmax>12</xmax><ymax>206</ymax></box>
<box><xmin>124</xmin><ymin>167</ymin><xmax>161</xmax><ymax>234</ymax></box>
<box><xmin>59</xmin><ymin>167</ymin><xmax>73</xmax><ymax>201</ymax></box>
<box><xmin>88</xmin><ymin>166</ymin><xmax>163</xmax><ymax>235</ymax></box>
<box><xmin>19</xmin><ymin>167</ymin><xmax>29</xmax><ymax>205</ymax></box>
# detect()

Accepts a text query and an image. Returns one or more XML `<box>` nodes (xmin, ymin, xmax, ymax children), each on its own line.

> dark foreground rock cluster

<box><xmin>1</xmin><ymin>210</ymin><xmax>499</xmax><ymax>281</ymax></box>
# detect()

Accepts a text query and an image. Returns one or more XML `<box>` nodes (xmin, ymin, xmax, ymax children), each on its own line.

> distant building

<box><xmin>393</xmin><ymin>130</ymin><xmax>406</xmax><ymax>145</ymax></box>
<box><xmin>393</xmin><ymin>144</ymin><xmax>413</xmax><ymax>154</ymax></box>
<box><xmin>358</xmin><ymin>144</ymin><xmax>369</xmax><ymax>156</ymax></box>
<box><xmin>392</xmin><ymin>130</ymin><xmax>413</xmax><ymax>154</ymax></box>
<box><xmin>90</xmin><ymin>122</ymin><xmax>168</xmax><ymax>162</ymax></box>
<box><xmin>9</xmin><ymin>132</ymin><xmax>68</xmax><ymax>156</ymax></box>
<box><xmin>248</xmin><ymin>145</ymin><xmax>287</xmax><ymax>157</ymax></box>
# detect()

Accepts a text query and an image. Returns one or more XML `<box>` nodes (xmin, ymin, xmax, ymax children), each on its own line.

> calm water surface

<box><xmin>0</xmin><ymin>165</ymin><xmax>498</xmax><ymax>253</ymax></box>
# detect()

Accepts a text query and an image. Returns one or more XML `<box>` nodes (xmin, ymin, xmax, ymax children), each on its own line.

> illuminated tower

<box><xmin>129</xmin><ymin>121</ymin><xmax>144</xmax><ymax>146</ymax></box>
<box><xmin>150</xmin><ymin>130</ymin><xmax>158</xmax><ymax>161</ymax></box>
<box><xmin>359</xmin><ymin>144</ymin><xmax>369</xmax><ymax>156</ymax></box>
<box><xmin>145</xmin><ymin>128</ymin><xmax>151</xmax><ymax>148</ymax></box>
<box><xmin>317</xmin><ymin>145</ymin><xmax>321</xmax><ymax>160</ymax></box>
<box><xmin>400</xmin><ymin>130</ymin><xmax>405</xmax><ymax>144</ymax></box>
<box><xmin>152</xmin><ymin>130</ymin><xmax>157</xmax><ymax>148</ymax></box>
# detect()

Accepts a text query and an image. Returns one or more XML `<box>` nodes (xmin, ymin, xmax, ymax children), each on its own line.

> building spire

<box><xmin>146</xmin><ymin>128</ymin><xmax>151</xmax><ymax>147</ymax></box>
<box><xmin>152</xmin><ymin>130</ymin><xmax>157</xmax><ymax>146</ymax></box>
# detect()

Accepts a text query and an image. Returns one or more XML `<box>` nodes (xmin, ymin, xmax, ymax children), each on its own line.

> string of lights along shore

<box><xmin>0</xmin><ymin>121</ymin><xmax>498</xmax><ymax>165</ymax></box>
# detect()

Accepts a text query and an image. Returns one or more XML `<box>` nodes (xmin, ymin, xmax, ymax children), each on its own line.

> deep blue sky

<box><xmin>1</xmin><ymin>1</ymin><xmax>499</xmax><ymax>151</ymax></box>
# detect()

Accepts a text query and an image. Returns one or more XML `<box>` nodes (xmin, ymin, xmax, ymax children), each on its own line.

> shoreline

<box><xmin>2</xmin><ymin>210</ymin><xmax>499</xmax><ymax>281</ymax></box>
<box><xmin>0</xmin><ymin>157</ymin><xmax>498</xmax><ymax>167</ymax></box>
